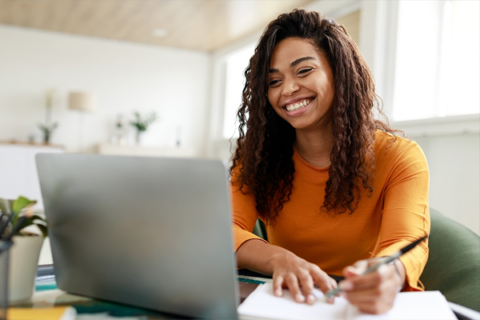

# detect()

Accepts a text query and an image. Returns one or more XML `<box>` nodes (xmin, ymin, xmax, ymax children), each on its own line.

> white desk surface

<box><xmin>25</xmin><ymin>280</ymin><xmax>479</xmax><ymax>320</ymax></box>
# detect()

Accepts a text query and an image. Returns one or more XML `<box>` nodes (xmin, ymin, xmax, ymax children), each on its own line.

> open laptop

<box><xmin>36</xmin><ymin>154</ymin><xmax>239</xmax><ymax>319</ymax></box>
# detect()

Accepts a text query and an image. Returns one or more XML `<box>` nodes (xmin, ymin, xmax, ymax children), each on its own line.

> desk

<box><xmin>14</xmin><ymin>278</ymin><xmax>480</xmax><ymax>320</ymax></box>
<box><xmin>13</xmin><ymin>276</ymin><xmax>269</xmax><ymax>320</ymax></box>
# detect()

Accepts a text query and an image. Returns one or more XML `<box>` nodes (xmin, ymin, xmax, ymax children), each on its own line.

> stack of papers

<box><xmin>238</xmin><ymin>283</ymin><xmax>457</xmax><ymax>320</ymax></box>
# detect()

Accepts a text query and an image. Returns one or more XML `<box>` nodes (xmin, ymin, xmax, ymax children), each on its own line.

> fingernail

<box><xmin>307</xmin><ymin>294</ymin><xmax>316</xmax><ymax>304</ymax></box>
<box><xmin>340</xmin><ymin>281</ymin><xmax>353</xmax><ymax>290</ymax></box>
<box><xmin>296</xmin><ymin>293</ymin><xmax>305</xmax><ymax>302</ymax></box>
<box><xmin>327</xmin><ymin>297</ymin><xmax>335</xmax><ymax>304</ymax></box>
<box><xmin>275</xmin><ymin>289</ymin><xmax>282</xmax><ymax>296</ymax></box>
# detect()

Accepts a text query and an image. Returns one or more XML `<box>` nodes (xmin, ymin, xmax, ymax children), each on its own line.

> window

<box><xmin>392</xmin><ymin>0</ymin><xmax>479</xmax><ymax>121</ymax></box>
<box><xmin>222</xmin><ymin>43</ymin><xmax>256</xmax><ymax>139</ymax></box>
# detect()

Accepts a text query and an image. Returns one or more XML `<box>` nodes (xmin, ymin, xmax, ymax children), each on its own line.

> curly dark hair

<box><xmin>230</xmin><ymin>9</ymin><xmax>400</xmax><ymax>221</ymax></box>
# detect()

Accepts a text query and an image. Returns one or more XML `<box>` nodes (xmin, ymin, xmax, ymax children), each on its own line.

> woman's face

<box><xmin>267</xmin><ymin>37</ymin><xmax>335</xmax><ymax>131</ymax></box>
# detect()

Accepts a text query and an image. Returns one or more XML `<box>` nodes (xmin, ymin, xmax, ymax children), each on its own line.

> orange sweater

<box><xmin>231</xmin><ymin>131</ymin><xmax>430</xmax><ymax>291</ymax></box>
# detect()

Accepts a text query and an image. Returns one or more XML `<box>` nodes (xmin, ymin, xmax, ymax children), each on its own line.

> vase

<box><xmin>135</xmin><ymin>131</ymin><xmax>146</xmax><ymax>145</ymax></box>
<box><xmin>43</xmin><ymin>130</ymin><xmax>51</xmax><ymax>144</ymax></box>
<box><xmin>8</xmin><ymin>236</ymin><xmax>45</xmax><ymax>302</ymax></box>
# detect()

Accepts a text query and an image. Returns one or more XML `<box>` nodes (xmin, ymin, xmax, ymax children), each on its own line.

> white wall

<box><xmin>0</xmin><ymin>25</ymin><xmax>211</xmax><ymax>154</ymax></box>
<box><xmin>395</xmin><ymin>116</ymin><xmax>480</xmax><ymax>235</ymax></box>
<box><xmin>419</xmin><ymin>133</ymin><xmax>480</xmax><ymax>235</ymax></box>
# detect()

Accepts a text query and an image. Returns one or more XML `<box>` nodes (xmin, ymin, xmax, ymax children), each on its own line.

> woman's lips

<box><xmin>284</xmin><ymin>98</ymin><xmax>315</xmax><ymax>117</ymax></box>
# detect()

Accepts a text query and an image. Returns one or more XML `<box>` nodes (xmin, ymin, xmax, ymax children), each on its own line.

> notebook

<box><xmin>238</xmin><ymin>283</ymin><xmax>457</xmax><ymax>320</ymax></box>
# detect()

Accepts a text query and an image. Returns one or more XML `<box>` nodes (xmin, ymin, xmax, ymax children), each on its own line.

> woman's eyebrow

<box><xmin>291</xmin><ymin>56</ymin><xmax>315</xmax><ymax>67</ymax></box>
<box><xmin>269</xmin><ymin>56</ymin><xmax>316</xmax><ymax>73</ymax></box>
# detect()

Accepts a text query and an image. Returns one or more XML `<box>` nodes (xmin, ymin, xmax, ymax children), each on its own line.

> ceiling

<box><xmin>0</xmin><ymin>0</ymin><xmax>313</xmax><ymax>52</ymax></box>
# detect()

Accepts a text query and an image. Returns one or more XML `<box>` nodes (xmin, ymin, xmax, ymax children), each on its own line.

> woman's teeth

<box><xmin>285</xmin><ymin>99</ymin><xmax>311</xmax><ymax>111</ymax></box>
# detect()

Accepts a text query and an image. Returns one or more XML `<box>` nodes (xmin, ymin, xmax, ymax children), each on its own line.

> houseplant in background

<box><xmin>129</xmin><ymin>111</ymin><xmax>157</xmax><ymax>145</ymax></box>
<box><xmin>0</xmin><ymin>196</ymin><xmax>48</xmax><ymax>302</ymax></box>
<box><xmin>38</xmin><ymin>88</ymin><xmax>59</xmax><ymax>144</ymax></box>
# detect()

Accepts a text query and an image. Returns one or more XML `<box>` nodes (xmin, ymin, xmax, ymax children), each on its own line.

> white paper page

<box><xmin>347</xmin><ymin>291</ymin><xmax>457</xmax><ymax>320</ymax></box>
<box><xmin>238</xmin><ymin>283</ymin><xmax>349</xmax><ymax>320</ymax></box>
<box><xmin>238</xmin><ymin>284</ymin><xmax>457</xmax><ymax>320</ymax></box>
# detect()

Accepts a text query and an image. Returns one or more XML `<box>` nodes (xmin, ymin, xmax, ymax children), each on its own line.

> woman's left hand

<box><xmin>338</xmin><ymin>259</ymin><xmax>405</xmax><ymax>314</ymax></box>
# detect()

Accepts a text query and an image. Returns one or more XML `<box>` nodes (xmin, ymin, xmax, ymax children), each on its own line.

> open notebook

<box><xmin>238</xmin><ymin>283</ymin><xmax>456</xmax><ymax>320</ymax></box>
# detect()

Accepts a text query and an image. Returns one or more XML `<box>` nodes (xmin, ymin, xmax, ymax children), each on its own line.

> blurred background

<box><xmin>0</xmin><ymin>0</ymin><xmax>478</xmax><ymax>263</ymax></box>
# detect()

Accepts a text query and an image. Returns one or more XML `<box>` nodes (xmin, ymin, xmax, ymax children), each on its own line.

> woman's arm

<box><xmin>340</xmin><ymin>141</ymin><xmax>430</xmax><ymax>313</ymax></box>
<box><xmin>237</xmin><ymin>239</ymin><xmax>337</xmax><ymax>304</ymax></box>
<box><xmin>231</xmin><ymin>171</ymin><xmax>337</xmax><ymax>305</ymax></box>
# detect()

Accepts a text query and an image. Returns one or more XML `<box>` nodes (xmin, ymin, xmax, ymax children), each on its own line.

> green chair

<box><xmin>420</xmin><ymin>208</ymin><xmax>480</xmax><ymax>311</ymax></box>
<box><xmin>252</xmin><ymin>219</ymin><xmax>268</xmax><ymax>242</ymax></box>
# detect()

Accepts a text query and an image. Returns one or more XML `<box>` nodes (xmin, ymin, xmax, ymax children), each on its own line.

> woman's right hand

<box><xmin>270</xmin><ymin>250</ymin><xmax>338</xmax><ymax>305</ymax></box>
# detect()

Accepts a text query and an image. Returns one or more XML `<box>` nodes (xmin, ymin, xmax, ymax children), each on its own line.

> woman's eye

<box><xmin>269</xmin><ymin>80</ymin><xmax>280</xmax><ymax>86</ymax></box>
<box><xmin>298</xmin><ymin>68</ymin><xmax>313</xmax><ymax>75</ymax></box>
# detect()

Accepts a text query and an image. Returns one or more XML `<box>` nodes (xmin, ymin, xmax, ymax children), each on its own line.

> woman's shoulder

<box><xmin>373</xmin><ymin>130</ymin><xmax>427</xmax><ymax>167</ymax></box>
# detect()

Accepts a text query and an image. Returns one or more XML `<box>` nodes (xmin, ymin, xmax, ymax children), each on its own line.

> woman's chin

<box><xmin>287</xmin><ymin>119</ymin><xmax>315</xmax><ymax>131</ymax></box>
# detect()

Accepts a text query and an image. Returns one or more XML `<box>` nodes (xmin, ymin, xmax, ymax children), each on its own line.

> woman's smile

<box><xmin>284</xmin><ymin>97</ymin><xmax>316</xmax><ymax>117</ymax></box>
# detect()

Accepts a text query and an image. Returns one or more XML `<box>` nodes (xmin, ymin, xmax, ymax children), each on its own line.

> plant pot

<box><xmin>8</xmin><ymin>236</ymin><xmax>45</xmax><ymax>302</ymax></box>
<box><xmin>135</xmin><ymin>131</ymin><xmax>147</xmax><ymax>145</ymax></box>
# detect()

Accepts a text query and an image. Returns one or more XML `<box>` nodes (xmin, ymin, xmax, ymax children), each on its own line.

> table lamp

<box><xmin>68</xmin><ymin>92</ymin><xmax>97</xmax><ymax>152</ymax></box>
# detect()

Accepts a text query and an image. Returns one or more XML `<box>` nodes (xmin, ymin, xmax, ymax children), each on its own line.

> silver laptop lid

<box><xmin>36</xmin><ymin>154</ymin><xmax>239</xmax><ymax>319</ymax></box>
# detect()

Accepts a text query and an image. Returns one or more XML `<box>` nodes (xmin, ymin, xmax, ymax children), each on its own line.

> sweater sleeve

<box><xmin>230</xmin><ymin>170</ymin><xmax>268</xmax><ymax>252</ymax></box>
<box><xmin>374</xmin><ymin>142</ymin><xmax>430</xmax><ymax>291</ymax></box>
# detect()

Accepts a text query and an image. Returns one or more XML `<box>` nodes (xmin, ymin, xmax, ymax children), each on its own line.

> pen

<box><xmin>323</xmin><ymin>235</ymin><xmax>428</xmax><ymax>301</ymax></box>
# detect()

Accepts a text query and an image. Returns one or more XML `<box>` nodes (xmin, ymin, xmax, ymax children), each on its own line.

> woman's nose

<box><xmin>282</xmin><ymin>77</ymin><xmax>300</xmax><ymax>96</ymax></box>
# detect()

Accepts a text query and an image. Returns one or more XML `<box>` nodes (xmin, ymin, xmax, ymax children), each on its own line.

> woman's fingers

<box><xmin>345</xmin><ymin>269</ymin><xmax>383</xmax><ymax>291</ymax></box>
<box><xmin>284</xmin><ymin>273</ymin><xmax>305</xmax><ymax>303</ymax></box>
<box><xmin>309</xmin><ymin>266</ymin><xmax>337</xmax><ymax>304</ymax></box>
<box><xmin>273</xmin><ymin>267</ymin><xmax>334</xmax><ymax>304</ymax></box>
<box><xmin>310</xmin><ymin>266</ymin><xmax>336</xmax><ymax>293</ymax></box>
<box><xmin>343</xmin><ymin>264</ymin><xmax>399</xmax><ymax>292</ymax></box>
<box><xmin>341</xmin><ymin>259</ymin><xmax>401</xmax><ymax>315</ymax></box>
<box><xmin>351</xmin><ymin>300</ymin><xmax>393</xmax><ymax>315</ymax></box>
<box><xmin>297</xmin><ymin>271</ymin><xmax>316</xmax><ymax>304</ymax></box>
<box><xmin>343</xmin><ymin>287</ymin><xmax>384</xmax><ymax>303</ymax></box>
<box><xmin>273</xmin><ymin>274</ymin><xmax>284</xmax><ymax>297</ymax></box>
<box><xmin>270</xmin><ymin>253</ymin><xmax>338</xmax><ymax>305</ymax></box>
<box><xmin>344</xmin><ymin>259</ymin><xmax>369</xmax><ymax>278</ymax></box>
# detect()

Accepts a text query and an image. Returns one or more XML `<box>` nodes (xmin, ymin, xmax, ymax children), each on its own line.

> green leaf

<box><xmin>12</xmin><ymin>196</ymin><xmax>34</xmax><ymax>214</ymax></box>
<box><xmin>12</xmin><ymin>216</ymin><xmax>48</xmax><ymax>237</ymax></box>
<box><xmin>36</xmin><ymin>224</ymin><xmax>48</xmax><ymax>238</ymax></box>
<box><xmin>16</xmin><ymin>218</ymin><xmax>34</xmax><ymax>235</ymax></box>
<box><xmin>30</xmin><ymin>215</ymin><xmax>47</xmax><ymax>224</ymax></box>
<box><xmin>12</xmin><ymin>196</ymin><xmax>36</xmax><ymax>225</ymax></box>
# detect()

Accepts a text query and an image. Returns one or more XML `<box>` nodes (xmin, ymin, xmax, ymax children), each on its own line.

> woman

<box><xmin>230</xmin><ymin>9</ymin><xmax>430</xmax><ymax>314</ymax></box>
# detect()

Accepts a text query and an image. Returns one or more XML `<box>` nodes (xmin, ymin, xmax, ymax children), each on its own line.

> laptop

<box><xmin>36</xmin><ymin>153</ymin><xmax>239</xmax><ymax>319</ymax></box>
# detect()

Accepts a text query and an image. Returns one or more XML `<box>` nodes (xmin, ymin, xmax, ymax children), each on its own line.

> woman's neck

<box><xmin>294</xmin><ymin>123</ymin><xmax>335</xmax><ymax>168</ymax></box>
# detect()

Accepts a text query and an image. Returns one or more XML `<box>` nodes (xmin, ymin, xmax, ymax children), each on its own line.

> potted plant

<box><xmin>0</xmin><ymin>196</ymin><xmax>47</xmax><ymax>302</ymax></box>
<box><xmin>129</xmin><ymin>111</ymin><xmax>157</xmax><ymax>145</ymax></box>
<box><xmin>38</xmin><ymin>88</ymin><xmax>59</xmax><ymax>144</ymax></box>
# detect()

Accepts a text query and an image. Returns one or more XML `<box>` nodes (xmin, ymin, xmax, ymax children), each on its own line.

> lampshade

<box><xmin>68</xmin><ymin>92</ymin><xmax>97</xmax><ymax>112</ymax></box>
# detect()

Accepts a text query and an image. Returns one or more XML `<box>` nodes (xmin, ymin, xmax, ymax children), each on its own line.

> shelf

<box><xmin>97</xmin><ymin>144</ymin><xmax>197</xmax><ymax>158</ymax></box>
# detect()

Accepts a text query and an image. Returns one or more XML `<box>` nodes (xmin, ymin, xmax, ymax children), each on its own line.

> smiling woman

<box><xmin>268</xmin><ymin>39</ymin><xmax>335</xmax><ymax>135</ymax></box>
<box><xmin>230</xmin><ymin>9</ymin><xmax>430</xmax><ymax>315</ymax></box>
